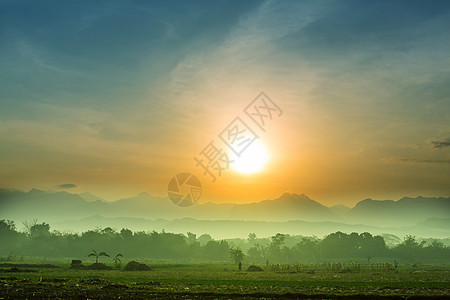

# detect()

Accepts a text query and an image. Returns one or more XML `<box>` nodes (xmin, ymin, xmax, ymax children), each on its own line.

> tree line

<box><xmin>0</xmin><ymin>220</ymin><xmax>448</xmax><ymax>263</ymax></box>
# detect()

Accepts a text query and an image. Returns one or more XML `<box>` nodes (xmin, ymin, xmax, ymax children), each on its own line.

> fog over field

<box><xmin>1</xmin><ymin>188</ymin><xmax>448</xmax><ymax>241</ymax></box>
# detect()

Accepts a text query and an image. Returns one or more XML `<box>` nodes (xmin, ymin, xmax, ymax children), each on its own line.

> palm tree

<box><xmin>88</xmin><ymin>250</ymin><xmax>110</xmax><ymax>263</ymax></box>
<box><xmin>113</xmin><ymin>253</ymin><xmax>123</xmax><ymax>268</ymax></box>
<box><xmin>229</xmin><ymin>247</ymin><xmax>245</xmax><ymax>265</ymax></box>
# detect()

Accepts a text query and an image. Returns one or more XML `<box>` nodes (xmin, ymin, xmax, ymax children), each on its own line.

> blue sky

<box><xmin>1</xmin><ymin>0</ymin><xmax>449</xmax><ymax>204</ymax></box>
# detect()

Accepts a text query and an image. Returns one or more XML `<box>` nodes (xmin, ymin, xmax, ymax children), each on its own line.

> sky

<box><xmin>1</xmin><ymin>0</ymin><xmax>449</xmax><ymax>206</ymax></box>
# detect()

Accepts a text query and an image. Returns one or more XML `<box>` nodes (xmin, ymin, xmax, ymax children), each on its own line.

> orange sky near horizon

<box><xmin>3</xmin><ymin>88</ymin><xmax>448</xmax><ymax>207</ymax></box>
<box><xmin>1</xmin><ymin>1</ymin><xmax>449</xmax><ymax>207</ymax></box>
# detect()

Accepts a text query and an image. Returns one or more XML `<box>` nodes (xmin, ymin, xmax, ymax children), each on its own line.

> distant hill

<box><xmin>330</xmin><ymin>204</ymin><xmax>351</xmax><ymax>214</ymax></box>
<box><xmin>52</xmin><ymin>215</ymin><xmax>450</xmax><ymax>239</ymax></box>
<box><xmin>229</xmin><ymin>193</ymin><xmax>339</xmax><ymax>222</ymax></box>
<box><xmin>0</xmin><ymin>188</ymin><xmax>110</xmax><ymax>221</ymax></box>
<box><xmin>0</xmin><ymin>188</ymin><xmax>448</xmax><ymax>237</ymax></box>
<box><xmin>0</xmin><ymin>188</ymin><xmax>231</xmax><ymax>222</ymax></box>
<box><xmin>416</xmin><ymin>217</ymin><xmax>450</xmax><ymax>230</ymax></box>
<box><xmin>347</xmin><ymin>196</ymin><xmax>450</xmax><ymax>226</ymax></box>
<box><xmin>78</xmin><ymin>192</ymin><xmax>104</xmax><ymax>202</ymax></box>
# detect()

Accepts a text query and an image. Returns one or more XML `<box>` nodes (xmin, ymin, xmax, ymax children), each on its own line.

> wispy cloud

<box><xmin>397</xmin><ymin>158</ymin><xmax>450</xmax><ymax>164</ymax></box>
<box><xmin>168</xmin><ymin>0</ymin><xmax>326</xmax><ymax>95</ymax></box>
<box><xmin>59</xmin><ymin>183</ymin><xmax>77</xmax><ymax>189</ymax></box>
<box><xmin>432</xmin><ymin>138</ymin><xmax>450</xmax><ymax>149</ymax></box>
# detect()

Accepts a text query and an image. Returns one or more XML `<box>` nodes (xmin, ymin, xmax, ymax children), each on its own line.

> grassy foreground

<box><xmin>0</xmin><ymin>262</ymin><xmax>449</xmax><ymax>299</ymax></box>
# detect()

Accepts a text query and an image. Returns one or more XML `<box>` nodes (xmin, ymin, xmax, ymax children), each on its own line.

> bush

<box><xmin>246</xmin><ymin>265</ymin><xmax>263</xmax><ymax>272</ymax></box>
<box><xmin>123</xmin><ymin>261</ymin><xmax>152</xmax><ymax>271</ymax></box>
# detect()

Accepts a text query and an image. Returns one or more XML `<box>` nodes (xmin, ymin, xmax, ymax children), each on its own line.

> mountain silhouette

<box><xmin>347</xmin><ymin>196</ymin><xmax>450</xmax><ymax>226</ymax></box>
<box><xmin>229</xmin><ymin>193</ymin><xmax>338</xmax><ymax>222</ymax></box>
<box><xmin>0</xmin><ymin>188</ymin><xmax>448</xmax><ymax>235</ymax></box>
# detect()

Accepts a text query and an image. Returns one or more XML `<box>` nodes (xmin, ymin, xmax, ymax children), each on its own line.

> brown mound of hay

<box><xmin>70</xmin><ymin>260</ymin><xmax>85</xmax><ymax>269</ymax></box>
<box><xmin>123</xmin><ymin>261</ymin><xmax>152</xmax><ymax>271</ymax></box>
<box><xmin>246</xmin><ymin>265</ymin><xmax>263</xmax><ymax>272</ymax></box>
<box><xmin>85</xmin><ymin>263</ymin><xmax>113</xmax><ymax>270</ymax></box>
<box><xmin>71</xmin><ymin>260</ymin><xmax>82</xmax><ymax>266</ymax></box>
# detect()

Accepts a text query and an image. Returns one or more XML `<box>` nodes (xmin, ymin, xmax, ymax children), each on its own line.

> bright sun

<box><xmin>232</xmin><ymin>140</ymin><xmax>269</xmax><ymax>174</ymax></box>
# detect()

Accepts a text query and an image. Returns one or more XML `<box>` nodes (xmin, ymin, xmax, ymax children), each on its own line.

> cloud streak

<box><xmin>398</xmin><ymin>158</ymin><xmax>450</xmax><ymax>164</ymax></box>
<box><xmin>59</xmin><ymin>183</ymin><xmax>77</xmax><ymax>189</ymax></box>
<box><xmin>432</xmin><ymin>138</ymin><xmax>450</xmax><ymax>149</ymax></box>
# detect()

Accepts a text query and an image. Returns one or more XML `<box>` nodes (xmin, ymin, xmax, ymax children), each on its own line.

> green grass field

<box><xmin>1</xmin><ymin>261</ymin><xmax>449</xmax><ymax>299</ymax></box>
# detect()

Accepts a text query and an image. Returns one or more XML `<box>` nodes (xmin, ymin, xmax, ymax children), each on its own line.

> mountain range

<box><xmin>0</xmin><ymin>188</ymin><xmax>448</xmax><ymax>238</ymax></box>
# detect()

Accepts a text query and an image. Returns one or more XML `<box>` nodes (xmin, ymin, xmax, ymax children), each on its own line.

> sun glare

<box><xmin>232</xmin><ymin>140</ymin><xmax>269</xmax><ymax>174</ymax></box>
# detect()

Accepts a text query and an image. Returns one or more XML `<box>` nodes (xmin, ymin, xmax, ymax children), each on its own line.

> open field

<box><xmin>1</xmin><ymin>262</ymin><xmax>449</xmax><ymax>299</ymax></box>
